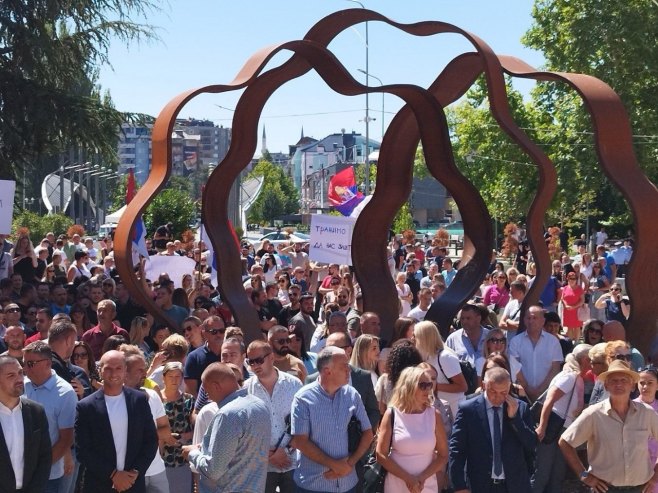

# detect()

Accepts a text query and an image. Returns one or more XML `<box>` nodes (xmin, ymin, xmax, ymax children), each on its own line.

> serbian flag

<box><xmin>126</xmin><ymin>169</ymin><xmax>149</xmax><ymax>264</ymax></box>
<box><xmin>328</xmin><ymin>167</ymin><xmax>364</xmax><ymax>216</ymax></box>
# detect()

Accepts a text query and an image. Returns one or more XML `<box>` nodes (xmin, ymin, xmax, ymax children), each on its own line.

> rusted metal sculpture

<box><xmin>114</xmin><ymin>9</ymin><xmax>658</xmax><ymax>357</ymax></box>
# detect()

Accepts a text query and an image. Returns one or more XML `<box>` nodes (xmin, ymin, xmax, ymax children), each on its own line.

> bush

<box><xmin>12</xmin><ymin>212</ymin><xmax>74</xmax><ymax>243</ymax></box>
<box><xmin>143</xmin><ymin>188</ymin><xmax>195</xmax><ymax>239</ymax></box>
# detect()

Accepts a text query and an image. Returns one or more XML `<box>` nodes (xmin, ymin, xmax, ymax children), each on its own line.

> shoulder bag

<box><xmin>529</xmin><ymin>375</ymin><xmax>578</xmax><ymax>444</ymax></box>
<box><xmin>363</xmin><ymin>407</ymin><xmax>395</xmax><ymax>493</ymax></box>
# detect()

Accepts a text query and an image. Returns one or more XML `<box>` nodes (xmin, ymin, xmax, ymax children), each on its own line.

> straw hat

<box><xmin>597</xmin><ymin>359</ymin><xmax>639</xmax><ymax>384</ymax></box>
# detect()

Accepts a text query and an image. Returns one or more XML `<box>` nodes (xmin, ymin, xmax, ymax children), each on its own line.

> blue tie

<box><xmin>493</xmin><ymin>406</ymin><xmax>503</xmax><ymax>476</ymax></box>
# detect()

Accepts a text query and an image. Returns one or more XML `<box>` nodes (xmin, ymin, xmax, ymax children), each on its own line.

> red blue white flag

<box><xmin>328</xmin><ymin>167</ymin><xmax>364</xmax><ymax>216</ymax></box>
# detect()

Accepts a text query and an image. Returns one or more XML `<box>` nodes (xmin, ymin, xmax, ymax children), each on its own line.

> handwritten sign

<box><xmin>0</xmin><ymin>180</ymin><xmax>16</xmax><ymax>235</ymax></box>
<box><xmin>309</xmin><ymin>214</ymin><xmax>355</xmax><ymax>265</ymax></box>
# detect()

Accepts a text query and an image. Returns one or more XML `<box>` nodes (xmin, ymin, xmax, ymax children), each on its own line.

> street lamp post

<box><xmin>64</xmin><ymin>163</ymin><xmax>87</xmax><ymax>222</ymax></box>
<box><xmin>359</xmin><ymin>69</ymin><xmax>384</xmax><ymax>140</ymax></box>
<box><xmin>346</xmin><ymin>0</ymin><xmax>371</xmax><ymax>195</ymax></box>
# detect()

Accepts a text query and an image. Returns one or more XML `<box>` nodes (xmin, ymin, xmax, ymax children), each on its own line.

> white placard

<box><xmin>0</xmin><ymin>180</ymin><xmax>16</xmax><ymax>235</ymax></box>
<box><xmin>309</xmin><ymin>214</ymin><xmax>355</xmax><ymax>266</ymax></box>
<box><xmin>145</xmin><ymin>255</ymin><xmax>197</xmax><ymax>287</ymax></box>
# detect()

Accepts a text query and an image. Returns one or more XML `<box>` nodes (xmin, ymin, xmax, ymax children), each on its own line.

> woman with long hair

<box><xmin>11</xmin><ymin>233</ymin><xmax>38</xmax><ymax>283</ymax></box>
<box><xmin>376</xmin><ymin>366</ymin><xmax>449</xmax><ymax>493</ymax></box>
<box><xmin>350</xmin><ymin>334</ymin><xmax>380</xmax><ymax>388</ymax></box>
<box><xmin>71</xmin><ymin>341</ymin><xmax>101</xmax><ymax>389</ymax></box>
<box><xmin>534</xmin><ymin>343</ymin><xmax>591</xmax><ymax>492</ymax></box>
<box><xmin>375</xmin><ymin>340</ymin><xmax>423</xmax><ymax>414</ymax></box>
<box><xmin>181</xmin><ymin>274</ymin><xmax>194</xmax><ymax>295</ymax></box>
<box><xmin>483</xmin><ymin>271</ymin><xmax>510</xmax><ymax>314</ymax></box>
<box><xmin>277</xmin><ymin>273</ymin><xmax>291</xmax><ymax>305</ymax></box>
<box><xmin>478</xmin><ymin>328</ymin><xmax>527</xmax><ymax>389</ymax></box>
<box><xmin>413</xmin><ymin>321</ymin><xmax>467</xmax><ymax>417</ymax></box>
<box><xmin>70</xmin><ymin>303</ymin><xmax>91</xmax><ymax>338</ymax></box>
<box><xmin>582</xmin><ymin>318</ymin><xmax>604</xmax><ymax>346</ymax></box>
<box><xmin>378</xmin><ymin>317</ymin><xmax>416</xmax><ymax>374</ymax></box>
<box><xmin>395</xmin><ymin>272</ymin><xmax>413</xmax><ymax>317</ymax></box>
<box><xmin>129</xmin><ymin>316</ymin><xmax>153</xmax><ymax>358</ymax></box>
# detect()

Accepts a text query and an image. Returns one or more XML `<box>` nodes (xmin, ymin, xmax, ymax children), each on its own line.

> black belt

<box><xmin>491</xmin><ymin>478</ymin><xmax>506</xmax><ymax>485</ymax></box>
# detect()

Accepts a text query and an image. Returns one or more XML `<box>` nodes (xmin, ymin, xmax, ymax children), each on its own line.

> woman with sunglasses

<box><xmin>589</xmin><ymin>340</ymin><xmax>633</xmax><ymax>405</ymax></box>
<box><xmin>582</xmin><ymin>318</ymin><xmax>604</xmax><ymax>346</ymax></box>
<box><xmin>478</xmin><ymin>328</ymin><xmax>526</xmax><ymax>388</ymax></box>
<box><xmin>634</xmin><ymin>366</ymin><xmax>658</xmax><ymax>492</ymax></box>
<box><xmin>588</xmin><ymin>261</ymin><xmax>610</xmax><ymax>320</ymax></box>
<box><xmin>534</xmin><ymin>343</ymin><xmax>592</xmax><ymax>493</ymax></box>
<box><xmin>276</xmin><ymin>273</ymin><xmax>291</xmax><ymax>305</ymax></box>
<box><xmin>483</xmin><ymin>271</ymin><xmax>510</xmax><ymax>315</ymax></box>
<box><xmin>71</xmin><ymin>341</ymin><xmax>101</xmax><ymax>390</ymax></box>
<box><xmin>375</xmin><ymin>366</ymin><xmax>449</xmax><ymax>493</ymax></box>
<box><xmin>594</xmin><ymin>282</ymin><xmax>631</xmax><ymax>324</ymax></box>
<box><xmin>69</xmin><ymin>302</ymin><xmax>91</xmax><ymax>338</ymax></box>
<box><xmin>559</xmin><ymin>271</ymin><xmax>586</xmax><ymax>341</ymax></box>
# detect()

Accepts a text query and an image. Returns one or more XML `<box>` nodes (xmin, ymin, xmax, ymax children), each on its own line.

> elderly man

<box><xmin>81</xmin><ymin>300</ymin><xmax>128</xmax><ymax>361</ymax></box>
<box><xmin>450</xmin><ymin>367</ymin><xmax>537</xmax><ymax>492</ymax></box>
<box><xmin>291</xmin><ymin>346</ymin><xmax>374</xmax><ymax>493</ymax></box>
<box><xmin>560</xmin><ymin>361</ymin><xmax>658</xmax><ymax>493</ymax></box>
<box><xmin>183</xmin><ymin>363</ymin><xmax>270</xmax><ymax>493</ymax></box>
<box><xmin>0</xmin><ymin>355</ymin><xmax>51</xmax><ymax>493</ymax></box>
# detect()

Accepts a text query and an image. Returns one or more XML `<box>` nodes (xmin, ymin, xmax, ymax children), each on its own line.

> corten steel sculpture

<box><xmin>114</xmin><ymin>9</ymin><xmax>658</xmax><ymax>357</ymax></box>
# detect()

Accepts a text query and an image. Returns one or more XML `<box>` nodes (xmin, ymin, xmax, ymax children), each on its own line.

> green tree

<box><xmin>143</xmin><ymin>189</ymin><xmax>195</xmax><ymax>238</ymax></box>
<box><xmin>12</xmin><ymin>211</ymin><xmax>73</xmax><ymax>241</ymax></box>
<box><xmin>522</xmin><ymin>0</ymin><xmax>658</xmax><ymax>229</ymax></box>
<box><xmin>392</xmin><ymin>202</ymin><xmax>414</xmax><ymax>233</ymax></box>
<box><xmin>0</xmin><ymin>0</ymin><xmax>158</xmax><ymax>189</ymax></box>
<box><xmin>246</xmin><ymin>159</ymin><xmax>299</xmax><ymax>224</ymax></box>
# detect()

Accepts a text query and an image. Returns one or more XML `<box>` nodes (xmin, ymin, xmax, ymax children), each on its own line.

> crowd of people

<box><xmin>0</xmin><ymin>224</ymin><xmax>654</xmax><ymax>493</ymax></box>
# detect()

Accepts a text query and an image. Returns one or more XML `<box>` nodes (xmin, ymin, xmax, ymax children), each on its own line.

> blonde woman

<box><xmin>376</xmin><ymin>366</ymin><xmax>449</xmax><ymax>493</ymax></box>
<box><xmin>413</xmin><ymin>320</ymin><xmax>467</xmax><ymax>417</ymax></box>
<box><xmin>350</xmin><ymin>334</ymin><xmax>380</xmax><ymax>388</ymax></box>
<box><xmin>11</xmin><ymin>233</ymin><xmax>38</xmax><ymax>282</ymax></box>
<box><xmin>129</xmin><ymin>316</ymin><xmax>152</xmax><ymax>358</ymax></box>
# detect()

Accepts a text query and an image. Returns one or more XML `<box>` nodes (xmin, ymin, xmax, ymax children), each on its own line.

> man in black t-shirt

<box><xmin>153</xmin><ymin>222</ymin><xmax>173</xmax><ymax>251</ymax></box>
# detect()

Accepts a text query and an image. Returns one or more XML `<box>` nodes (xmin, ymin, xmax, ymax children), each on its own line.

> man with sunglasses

<box><xmin>23</xmin><ymin>341</ymin><xmax>77</xmax><ymax>493</ymax></box>
<box><xmin>268</xmin><ymin>325</ymin><xmax>307</xmax><ymax>383</ymax></box>
<box><xmin>278</xmin><ymin>285</ymin><xmax>301</xmax><ymax>326</ymax></box>
<box><xmin>184</xmin><ymin>315</ymin><xmax>225</xmax><ymax>397</ymax></box>
<box><xmin>602</xmin><ymin>320</ymin><xmax>645</xmax><ymax>370</ymax></box>
<box><xmin>244</xmin><ymin>340</ymin><xmax>302</xmax><ymax>493</ymax></box>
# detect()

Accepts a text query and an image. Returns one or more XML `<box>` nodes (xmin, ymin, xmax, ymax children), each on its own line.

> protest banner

<box><xmin>309</xmin><ymin>214</ymin><xmax>355</xmax><ymax>265</ymax></box>
<box><xmin>0</xmin><ymin>180</ymin><xmax>16</xmax><ymax>234</ymax></box>
<box><xmin>145</xmin><ymin>255</ymin><xmax>196</xmax><ymax>288</ymax></box>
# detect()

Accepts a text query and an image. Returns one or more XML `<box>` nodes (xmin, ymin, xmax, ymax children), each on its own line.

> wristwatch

<box><xmin>580</xmin><ymin>471</ymin><xmax>589</xmax><ymax>482</ymax></box>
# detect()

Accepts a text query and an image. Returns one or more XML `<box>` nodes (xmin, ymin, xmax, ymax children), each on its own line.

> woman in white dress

<box><xmin>376</xmin><ymin>366</ymin><xmax>449</xmax><ymax>493</ymax></box>
<box><xmin>396</xmin><ymin>272</ymin><xmax>413</xmax><ymax>317</ymax></box>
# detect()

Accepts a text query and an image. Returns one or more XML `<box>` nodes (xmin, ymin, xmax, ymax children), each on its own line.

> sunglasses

<box><xmin>641</xmin><ymin>365</ymin><xmax>658</xmax><ymax>376</ymax></box>
<box><xmin>246</xmin><ymin>354</ymin><xmax>271</xmax><ymax>366</ymax></box>
<box><xmin>418</xmin><ymin>381</ymin><xmax>434</xmax><ymax>391</ymax></box>
<box><xmin>615</xmin><ymin>354</ymin><xmax>632</xmax><ymax>362</ymax></box>
<box><xmin>72</xmin><ymin>352</ymin><xmax>88</xmax><ymax>360</ymax></box>
<box><xmin>489</xmin><ymin>337</ymin><xmax>506</xmax><ymax>344</ymax></box>
<box><xmin>204</xmin><ymin>328</ymin><xmax>226</xmax><ymax>335</ymax></box>
<box><xmin>273</xmin><ymin>338</ymin><xmax>289</xmax><ymax>345</ymax></box>
<box><xmin>278</xmin><ymin>279</ymin><xmax>287</xmax><ymax>284</ymax></box>
<box><xmin>611</xmin><ymin>288</ymin><xmax>621</xmax><ymax>292</ymax></box>
<box><xmin>25</xmin><ymin>359</ymin><xmax>49</xmax><ymax>369</ymax></box>
<box><xmin>588</xmin><ymin>327</ymin><xmax>602</xmax><ymax>334</ymax></box>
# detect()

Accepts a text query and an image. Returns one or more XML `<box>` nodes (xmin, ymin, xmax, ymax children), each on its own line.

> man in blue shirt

<box><xmin>291</xmin><ymin>346</ymin><xmax>373</xmax><ymax>493</ymax></box>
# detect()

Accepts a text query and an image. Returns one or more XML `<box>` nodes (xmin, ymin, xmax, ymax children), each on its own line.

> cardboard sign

<box><xmin>0</xmin><ymin>180</ymin><xmax>16</xmax><ymax>235</ymax></box>
<box><xmin>309</xmin><ymin>214</ymin><xmax>355</xmax><ymax>265</ymax></box>
<box><xmin>145</xmin><ymin>255</ymin><xmax>197</xmax><ymax>288</ymax></box>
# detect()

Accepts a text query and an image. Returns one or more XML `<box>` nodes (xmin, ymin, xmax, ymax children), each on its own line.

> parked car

<box><xmin>258</xmin><ymin>231</ymin><xmax>310</xmax><ymax>247</ymax></box>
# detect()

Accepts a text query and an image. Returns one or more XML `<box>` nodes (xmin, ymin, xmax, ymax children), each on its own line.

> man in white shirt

<box><xmin>244</xmin><ymin>340</ymin><xmax>302</xmax><ymax>493</ymax></box>
<box><xmin>508</xmin><ymin>305</ymin><xmax>563</xmax><ymax>401</ymax></box>
<box><xmin>0</xmin><ymin>355</ymin><xmax>51</xmax><ymax>492</ymax></box>
<box><xmin>408</xmin><ymin>288</ymin><xmax>433</xmax><ymax>321</ymax></box>
<box><xmin>499</xmin><ymin>281</ymin><xmax>526</xmax><ymax>338</ymax></box>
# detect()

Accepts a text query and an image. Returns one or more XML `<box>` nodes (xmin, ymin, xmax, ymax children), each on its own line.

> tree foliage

<box><xmin>392</xmin><ymin>202</ymin><xmax>414</xmax><ymax>234</ymax></box>
<box><xmin>247</xmin><ymin>159</ymin><xmax>299</xmax><ymax>225</ymax></box>
<box><xmin>143</xmin><ymin>188</ymin><xmax>195</xmax><ymax>238</ymax></box>
<box><xmin>0</xmin><ymin>0</ymin><xmax>159</xmax><ymax>184</ymax></box>
<box><xmin>12</xmin><ymin>211</ymin><xmax>73</xmax><ymax>241</ymax></box>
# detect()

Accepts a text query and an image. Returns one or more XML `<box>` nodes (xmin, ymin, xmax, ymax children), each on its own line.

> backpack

<box><xmin>437</xmin><ymin>350</ymin><xmax>479</xmax><ymax>395</ymax></box>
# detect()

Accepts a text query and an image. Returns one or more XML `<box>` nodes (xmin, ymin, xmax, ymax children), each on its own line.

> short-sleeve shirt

<box><xmin>562</xmin><ymin>399</ymin><xmax>658</xmax><ymax>486</ymax></box>
<box><xmin>291</xmin><ymin>381</ymin><xmax>372</xmax><ymax>492</ymax></box>
<box><xmin>547</xmin><ymin>371</ymin><xmax>582</xmax><ymax>427</ymax></box>
<box><xmin>445</xmin><ymin>328</ymin><xmax>490</xmax><ymax>366</ymax></box>
<box><xmin>24</xmin><ymin>371</ymin><xmax>77</xmax><ymax>479</ymax></box>
<box><xmin>184</xmin><ymin>344</ymin><xmax>219</xmax><ymax>390</ymax></box>
<box><xmin>508</xmin><ymin>331</ymin><xmax>563</xmax><ymax>389</ymax></box>
<box><xmin>81</xmin><ymin>324</ymin><xmax>130</xmax><ymax>361</ymax></box>
<box><xmin>429</xmin><ymin>350</ymin><xmax>465</xmax><ymax>418</ymax></box>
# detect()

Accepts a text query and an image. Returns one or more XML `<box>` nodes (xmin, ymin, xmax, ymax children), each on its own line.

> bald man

<box><xmin>75</xmin><ymin>350</ymin><xmax>158</xmax><ymax>493</ymax></box>
<box><xmin>602</xmin><ymin>320</ymin><xmax>644</xmax><ymax>370</ymax></box>
<box><xmin>183</xmin><ymin>362</ymin><xmax>270</xmax><ymax>493</ymax></box>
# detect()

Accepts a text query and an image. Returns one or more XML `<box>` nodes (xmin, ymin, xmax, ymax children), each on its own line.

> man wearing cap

<box><xmin>560</xmin><ymin>360</ymin><xmax>658</xmax><ymax>492</ymax></box>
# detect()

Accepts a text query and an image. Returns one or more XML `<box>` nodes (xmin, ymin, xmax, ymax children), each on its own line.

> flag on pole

<box><xmin>126</xmin><ymin>168</ymin><xmax>149</xmax><ymax>265</ymax></box>
<box><xmin>328</xmin><ymin>167</ymin><xmax>364</xmax><ymax>216</ymax></box>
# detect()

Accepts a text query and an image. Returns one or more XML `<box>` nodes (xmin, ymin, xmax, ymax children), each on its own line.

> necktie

<box><xmin>493</xmin><ymin>406</ymin><xmax>503</xmax><ymax>476</ymax></box>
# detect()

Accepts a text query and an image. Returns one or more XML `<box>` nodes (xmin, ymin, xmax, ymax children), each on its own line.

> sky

<box><xmin>98</xmin><ymin>1</ymin><xmax>545</xmax><ymax>157</ymax></box>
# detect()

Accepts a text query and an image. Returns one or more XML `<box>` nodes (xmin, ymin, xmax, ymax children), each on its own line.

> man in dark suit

<box><xmin>305</xmin><ymin>332</ymin><xmax>381</xmax><ymax>429</ymax></box>
<box><xmin>75</xmin><ymin>350</ymin><xmax>158</xmax><ymax>493</ymax></box>
<box><xmin>0</xmin><ymin>355</ymin><xmax>52</xmax><ymax>493</ymax></box>
<box><xmin>449</xmin><ymin>367</ymin><xmax>537</xmax><ymax>493</ymax></box>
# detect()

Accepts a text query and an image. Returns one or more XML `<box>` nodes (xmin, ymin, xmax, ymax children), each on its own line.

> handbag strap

<box><xmin>387</xmin><ymin>407</ymin><xmax>395</xmax><ymax>451</ymax></box>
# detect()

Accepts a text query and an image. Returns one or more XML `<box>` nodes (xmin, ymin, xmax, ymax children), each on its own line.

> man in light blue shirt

<box><xmin>291</xmin><ymin>346</ymin><xmax>373</xmax><ymax>493</ymax></box>
<box><xmin>184</xmin><ymin>362</ymin><xmax>270</xmax><ymax>493</ymax></box>
<box><xmin>445</xmin><ymin>304</ymin><xmax>490</xmax><ymax>366</ymax></box>
<box><xmin>23</xmin><ymin>341</ymin><xmax>77</xmax><ymax>493</ymax></box>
